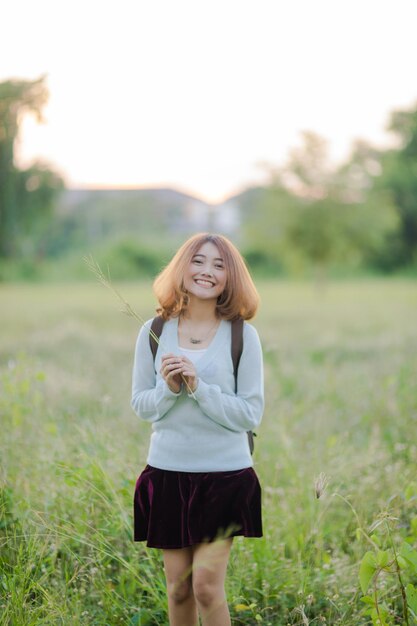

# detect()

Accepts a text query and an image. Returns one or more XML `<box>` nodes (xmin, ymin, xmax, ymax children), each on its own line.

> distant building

<box><xmin>182</xmin><ymin>199</ymin><xmax>211</xmax><ymax>232</ymax></box>
<box><xmin>211</xmin><ymin>200</ymin><xmax>240</xmax><ymax>236</ymax></box>
<box><xmin>180</xmin><ymin>198</ymin><xmax>240</xmax><ymax>236</ymax></box>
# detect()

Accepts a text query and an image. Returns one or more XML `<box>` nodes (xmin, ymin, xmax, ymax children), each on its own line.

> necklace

<box><xmin>180</xmin><ymin>317</ymin><xmax>220</xmax><ymax>344</ymax></box>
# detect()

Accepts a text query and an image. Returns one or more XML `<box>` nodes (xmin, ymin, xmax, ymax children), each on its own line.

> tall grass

<box><xmin>1</xmin><ymin>279</ymin><xmax>416</xmax><ymax>625</ymax></box>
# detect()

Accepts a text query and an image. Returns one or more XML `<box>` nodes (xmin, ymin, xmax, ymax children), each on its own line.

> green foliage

<box><xmin>241</xmin><ymin>246</ymin><xmax>285</xmax><ymax>277</ymax></box>
<box><xmin>243</xmin><ymin>112</ymin><xmax>417</xmax><ymax>278</ymax></box>
<box><xmin>15</xmin><ymin>162</ymin><xmax>65</xmax><ymax>248</ymax></box>
<box><xmin>400</xmin><ymin>542</ymin><xmax>417</xmax><ymax>572</ymax></box>
<box><xmin>44</xmin><ymin>188</ymin><xmax>186</xmax><ymax>258</ymax></box>
<box><xmin>2</xmin><ymin>80</ymin><xmax>417</xmax><ymax>281</ymax></box>
<box><xmin>282</xmin><ymin>198</ymin><xmax>350</xmax><ymax>270</ymax></box>
<box><xmin>373</xmin><ymin>104</ymin><xmax>417</xmax><ymax>268</ymax></box>
<box><xmin>243</xmin><ymin>132</ymin><xmax>401</xmax><ymax>282</ymax></box>
<box><xmin>0</xmin><ymin>236</ymin><xmax>175</xmax><ymax>282</ymax></box>
<box><xmin>359</xmin><ymin>551</ymin><xmax>378</xmax><ymax>595</ymax></box>
<box><xmin>87</xmin><ymin>237</ymin><xmax>171</xmax><ymax>280</ymax></box>
<box><xmin>406</xmin><ymin>583</ymin><xmax>417</xmax><ymax>616</ymax></box>
<box><xmin>0</xmin><ymin>76</ymin><xmax>65</xmax><ymax>259</ymax></box>
<box><xmin>241</xmin><ymin>184</ymin><xmax>299</xmax><ymax>271</ymax></box>
<box><xmin>356</xmin><ymin>492</ymin><xmax>417</xmax><ymax>625</ymax></box>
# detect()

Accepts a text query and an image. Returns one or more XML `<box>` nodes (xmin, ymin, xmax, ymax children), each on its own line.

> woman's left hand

<box><xmin>179</xmin><ymin>356</ymin><xmax>198</xmax><ymax>393</ymax></box>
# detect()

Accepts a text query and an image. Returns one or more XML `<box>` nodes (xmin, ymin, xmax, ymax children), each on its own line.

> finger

<box><xmin>162</xmin><ymin>357</ymin><xmax>182</xmax><ymax>367</ymax></box>
<box><xmin>166</xmin><ymin>367</ymin><xmax>184</xmax><ymax>378</ymax></box>
<box><xmin>160</xmin><ymin>361</ymin><xmax>181</xmax><ymax>374</ymax></box>
<box><xmin>164</xmin><ymin>363</ymin><xmax>184</xmax><ymax>376</ymax></box>
<box><xmin>162</xmin><ymin>353</ymin><xmax>183</xmax><ymax>364</ymax></box>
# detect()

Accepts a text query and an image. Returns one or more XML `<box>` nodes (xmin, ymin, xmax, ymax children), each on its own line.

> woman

<box><xmin>131</xmin><ymin>233</ymin><xmax>264</xmax><ymax>626</ymax></box>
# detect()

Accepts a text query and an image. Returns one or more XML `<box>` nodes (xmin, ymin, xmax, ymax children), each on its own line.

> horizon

<box><xmin>62</xmin><ymin>182</ymin><xmax>258</xmax><ymax>205</ymax></box>
<box><xmin>2</xmin><ymin>0</ymin><xmax>417</xmax><ymax>203</ymax></box>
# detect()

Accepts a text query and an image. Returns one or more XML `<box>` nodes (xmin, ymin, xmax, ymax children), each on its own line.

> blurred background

<box><xmin>1</xmin><ymin>0</ymin><xmax>417</xmax><ymax>284</ymax></box>
<box><xmin>2</xmin><ymin>3</ymin><xmax>417</xmax><ymax>623</ymax></box>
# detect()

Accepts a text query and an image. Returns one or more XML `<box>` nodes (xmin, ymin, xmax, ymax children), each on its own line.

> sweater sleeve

<box><xmin>188</xmin><ymin>323</ymin><xmax>264</xmax><ymax>432</ymax></box>
<box><xmin>131</xmin><ymin>320</ymin><xmax>181</xmax><ymax>423</ymax></box>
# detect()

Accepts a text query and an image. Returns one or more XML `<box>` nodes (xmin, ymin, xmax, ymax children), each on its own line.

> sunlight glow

<box><xmin>2</xmin><ymin>0</ymin><xmax>417</xmax><ymax>203</ymax></box>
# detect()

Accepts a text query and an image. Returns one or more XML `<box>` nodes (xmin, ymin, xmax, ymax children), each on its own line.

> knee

<box><xmin>193</xmin><ymin>579</ymin><xmax>223</xmax><ymax>608</ymax></box>
<box><xmin>167</xmin><ymin>579</ymin><xmax>193</xmax><ymax>605</ymax></box>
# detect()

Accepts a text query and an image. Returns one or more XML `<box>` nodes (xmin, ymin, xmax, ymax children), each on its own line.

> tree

<box><xmin>334</xmin><ymin>140</ymin><xmax>399</xmax><ymax>271</ymax></box>
<box><xmin>281</xmin><ymin>130</ymin><xmax>333</xmax><ymax>199</ymax></box>
<box><xmin>0</xmin><ymin>76</ymin><xmax>64</xmax><ymax>258</ymax></box>
<box><xmin>243</xmin><ymin>132</ymin><xmax>399</xmax><ymax>282</ymax></box>
<box><xmin>377</xmin><ymin>104</ymin><xmax>417</xmax><ymax>266</ymax></box>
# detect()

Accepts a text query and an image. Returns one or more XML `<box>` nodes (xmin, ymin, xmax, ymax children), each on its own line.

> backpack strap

<box><xmin>149</xmin><ymin>315</ymin><xmax>165</xmax><ymax>365</ymax></box>
<box><xmin>231</xmin><ymin>318</ymin><xmax>244</xmax><ymax>392</ymax></box>
<box><xmin>231</xmin><ymin>318</ymin><xmax>256</xmax><ymax>455</ymax></box>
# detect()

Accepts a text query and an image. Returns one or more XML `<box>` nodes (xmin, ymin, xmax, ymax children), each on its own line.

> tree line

<box><xmin>0</xmin><ymin>76</ymin><xmax>416</xmax><ymax>279</ymax></box>
<box><xmin>241</xmin><ymin>121</ymin><xmax>417</xmax><ymax>277</ymax></box>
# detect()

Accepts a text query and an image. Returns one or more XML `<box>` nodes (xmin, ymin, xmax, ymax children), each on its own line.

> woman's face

<box><xmin>183</xmin><ymin>241</ymin><xmax>227</xmax><ymax>301</ymax></box>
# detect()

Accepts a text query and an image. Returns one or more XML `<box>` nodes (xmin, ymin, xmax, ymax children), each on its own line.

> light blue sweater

<box><xmin>131</xmin><ymin>316</ymin><xmax>264</xmax><ymax>472</ymax></box>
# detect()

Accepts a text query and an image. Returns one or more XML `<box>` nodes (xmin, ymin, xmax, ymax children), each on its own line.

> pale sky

<box><xmin>1</xmin><ymin>0</ymin><xmax>417</xmax><ymax>203</ymax></box>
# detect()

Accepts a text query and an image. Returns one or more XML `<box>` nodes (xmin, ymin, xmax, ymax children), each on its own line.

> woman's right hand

<box><xmin>160</xmin><ymin>353</ymin><xmax>183</xmax><ymax>393</ymax></box>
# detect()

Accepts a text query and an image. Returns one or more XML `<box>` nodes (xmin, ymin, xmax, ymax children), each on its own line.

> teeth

<box><xmin>195</xmin><ymin>279</ymin><xmax>214</xmax><ymax>287</ymax></box>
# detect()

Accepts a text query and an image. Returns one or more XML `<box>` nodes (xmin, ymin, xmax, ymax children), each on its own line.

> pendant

<box><xmin>189</xmin><ymin>337</ymin><xmax>202</xmax><ymax>344</ymax></box>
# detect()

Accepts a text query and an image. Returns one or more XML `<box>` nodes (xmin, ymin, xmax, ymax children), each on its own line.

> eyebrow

<box><xmin>193</xmin><ymin>253</ymin><xmax>224</xmax><ymax>262</ymax></box>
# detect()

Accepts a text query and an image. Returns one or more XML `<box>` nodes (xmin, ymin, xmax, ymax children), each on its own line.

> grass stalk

<box><xmin>83</xmin><ymin>254</ymin><xmax>195</xmax><ymax>398</ymax></box>
<box><xmin>385</xmin><ymin>519</ymin><xmax>410</xmax><ymax>626</ymax></box>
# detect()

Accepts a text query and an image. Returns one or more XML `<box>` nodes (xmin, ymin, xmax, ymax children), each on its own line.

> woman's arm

<box><xmin>131</xmin><ymin>321</ymin><xmax>181</xmax><ymax>423</ymax></box>
<box><xmin>185</xmin><ymin>323</ymin><xmax>264</xmax><ymax>432</ymax></box>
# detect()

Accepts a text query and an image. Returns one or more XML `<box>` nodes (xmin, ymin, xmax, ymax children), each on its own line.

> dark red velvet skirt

<box><xmin>133</xmin><ymin>464</ymin><xmax>262</xmax><ymax>548</ymax></box>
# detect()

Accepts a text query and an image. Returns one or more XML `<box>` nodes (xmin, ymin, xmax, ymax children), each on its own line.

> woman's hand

<box><xmin>178</xmin><ymin>356</ymin><xmax>198</xmax><ymax>394</ymax></box>
<box><xmin>160</xmin><ymin>354</ymin><xmax>184</xmax><ymax>393</ymax></box>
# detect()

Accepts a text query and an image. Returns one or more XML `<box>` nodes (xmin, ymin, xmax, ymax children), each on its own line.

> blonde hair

<box><xmin>153</xmin><ymin>233</ymin><xmax>259</xmax><ymax>320</ymax></box>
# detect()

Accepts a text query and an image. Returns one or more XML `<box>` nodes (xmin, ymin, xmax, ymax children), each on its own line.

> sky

<box><xmin>1</xmin><ymin>0</ymin><xmax>417</xmax><ymax>203</ymax></box>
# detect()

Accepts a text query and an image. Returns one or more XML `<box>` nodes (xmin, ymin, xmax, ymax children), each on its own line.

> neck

<box><xmin>182</xmin><ymin>295</ymin><xmax>218</xmax><ymax>322</ymax></box>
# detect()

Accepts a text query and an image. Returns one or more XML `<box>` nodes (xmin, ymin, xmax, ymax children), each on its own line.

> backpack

<box><xmin>148</xmin><ymin>315</ymin><xmax>256</xmax><ymax>455</ymax></box>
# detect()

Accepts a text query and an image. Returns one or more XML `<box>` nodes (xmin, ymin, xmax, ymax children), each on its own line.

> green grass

<box><xmin>1</xmin><ymin>279</ymin><xmax>417</xmax><ymax>625</ymax></box>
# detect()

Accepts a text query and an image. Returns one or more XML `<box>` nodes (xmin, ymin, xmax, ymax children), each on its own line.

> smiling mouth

<box><xmin>194</xmin><ymin>279</ymin><xmax>215</xmax><ymax>287</ymax></box>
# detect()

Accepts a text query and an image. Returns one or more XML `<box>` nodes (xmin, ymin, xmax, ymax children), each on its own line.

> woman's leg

<box><xmin>191</xmin><ymin>538</ymin><xmax>233</xmax><ymax>626</ymax></box>
<box><xmin>162</xmin><ymin>547</ymin><xmax>198</xmax><ymax>626</ymax></box>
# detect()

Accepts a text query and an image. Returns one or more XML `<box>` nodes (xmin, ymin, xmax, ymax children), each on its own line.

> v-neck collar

<box><xmin>169</xmin><ymin>316</ymin><xmax>229</xmax><ymax>372</ymax></box>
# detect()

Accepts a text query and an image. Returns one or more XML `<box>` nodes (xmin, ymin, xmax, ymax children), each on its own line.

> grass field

<box><xmin>1</xmin><ymin>278</ymin><xmax>417</xmax><ymax>625</ymax></box>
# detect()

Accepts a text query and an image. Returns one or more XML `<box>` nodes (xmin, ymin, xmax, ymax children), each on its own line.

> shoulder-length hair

<box><xmin>153</xmin><ymin>233</ymin><xmax>260</xmax><ymax>320</ymax></box>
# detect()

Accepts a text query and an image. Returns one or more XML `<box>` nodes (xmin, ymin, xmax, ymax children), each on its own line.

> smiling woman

<box><xmin>153</xmin><ymin>233</ymin><xmax>259</xmax><ymax>321</ymax></box>
<box><xmin>131</xmin><ymin>232</ymin><xmax>264</xmax><ymax>626</ymax></box>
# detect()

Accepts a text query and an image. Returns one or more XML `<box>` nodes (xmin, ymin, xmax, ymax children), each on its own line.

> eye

<box><xmin>192</xmin><ymin>259</ymin><xmax>202</xmax><ymax>264</ymax></box>
<box><xmin>215</xmin><ymin>264</ymin><xmax>224</xmax><ymax>270</ymax></box>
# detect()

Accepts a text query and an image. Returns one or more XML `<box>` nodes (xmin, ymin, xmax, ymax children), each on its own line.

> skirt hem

<box><xmin>134</xmin><ymin>532</ymin><xmax>263</xmax><ymax>549</ymax></box>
